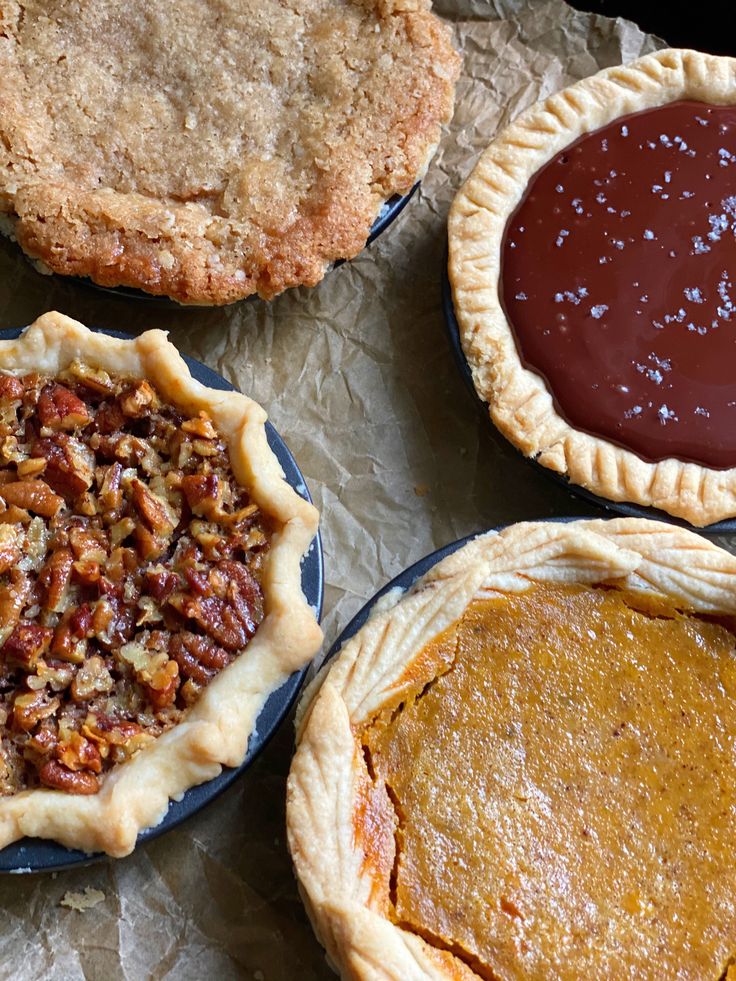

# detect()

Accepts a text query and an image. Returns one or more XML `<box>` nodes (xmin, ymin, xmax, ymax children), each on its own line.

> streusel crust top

<box><xmin>0</xmin><ymin>0</ymin><xmax>459</xmax><ymax>303</ymax></box>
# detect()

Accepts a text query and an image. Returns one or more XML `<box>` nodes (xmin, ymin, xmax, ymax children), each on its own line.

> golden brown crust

<box><xmin>287</xmin><ymin>518</ymin><xmax>736</xmax><ymax>979</ymax></box>
<box><xmin>0</xmin><ymin>312</ymin><xmax>322</xmax><ymax>856</ymax></box>
<box><xmin>448</xmin><ymin>48</ymin><xmax>736</xmax><ymax>526</ymax></box>
<box><xmin>0</xmin><ymin>0</ymin><xmax>460</xmax><ymax>305</ymax></box>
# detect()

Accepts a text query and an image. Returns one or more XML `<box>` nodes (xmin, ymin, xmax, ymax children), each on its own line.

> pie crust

<box><xmin>0</xmin><ymin>312</ymin><xmax>322</xmax><ymax>856</ymax></box>
<box><xmin>0</xmin><ymin>0</ymin><xmax>460</xmax><ymax>305</ymax></box>
<box><xmin>448</xmin><ymin>48</ymin><xmax>736</xmax><ymax>527</ymax></box>
<box><xmin>287</xmin><ymin>517</ymin><xmax>736</xmax><ymax>979</ymax></box>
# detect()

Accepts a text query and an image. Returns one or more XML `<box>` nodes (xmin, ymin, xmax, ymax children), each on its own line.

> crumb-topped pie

<box><xmin>449</xmin><ymin>49</ymin><xmax>736</xmax><ymax>526</ymax></box>
<box><xmin>0</xmin><ymin>312</ymin><xmax>321</xmax><ymax>856</ymax></box>
<box><xmin>288</xmin><ymin>518</ymin><xmax>736</xmax><ymax>980</ymax></box>
<box><xmin>0</xmin><ymin>0</ymin><xmax>460</xmax><ymax>305</ymax></box>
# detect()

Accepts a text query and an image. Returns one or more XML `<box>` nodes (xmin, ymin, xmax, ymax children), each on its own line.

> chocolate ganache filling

<box><xmin>502</xmin><ymin>101</ymin><xmax>736</xmax><ymax>469</ymax></box>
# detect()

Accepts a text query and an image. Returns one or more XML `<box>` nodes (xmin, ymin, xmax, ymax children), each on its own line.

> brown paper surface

<box><xmin>1</xmin><ymin>3</ymin><xmax>715</xmax><ymax>978</ymax></box>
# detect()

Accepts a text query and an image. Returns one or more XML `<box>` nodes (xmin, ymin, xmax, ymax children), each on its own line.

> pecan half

<box><xmin>38</xmin><ymin>383</ymin><xmax>90</xmax><ymax>432</ymax></box>
<box><xmin>39</xmin><ymin>760</ymin><xmax>99</xmax><ymax>794</ymax></box>
<box><xmin>0</xmin><ymin>479</ymin><xmax>63</xmax><ymax>517</ymax></box>
<box><xmin>170</xmin><ymin>631</ymin><xmax>231</xmax><ymax>685</ymax></box>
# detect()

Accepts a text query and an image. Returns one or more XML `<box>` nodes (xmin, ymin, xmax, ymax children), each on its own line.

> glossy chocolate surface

<box><xmin>502</xmin><ymin>101</ymin><xmax>736</xmax><ymax>468</ymax></box>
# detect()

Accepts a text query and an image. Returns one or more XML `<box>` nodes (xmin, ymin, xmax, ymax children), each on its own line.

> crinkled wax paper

<box><xmin>0</xmin><ymin>3</ymin><xmax>689</xmax><ymax>978</ymax></box>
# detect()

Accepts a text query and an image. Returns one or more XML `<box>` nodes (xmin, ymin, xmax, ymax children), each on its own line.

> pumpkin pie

<box><xmin>0</xmin><ymin>312</ymin><xmax>322</xmax><ymax>856</ymax></box>
<box><xmin>0</xmin><ymin>0</ymin><xmax>460</xmax><ymax>305</ymax></box>
<box><xmin>288</xmin><ymin>518</ymin><xmax>736</xmax><ymax>979</ymax></box>
<box><xmin>449</xmin><ymin>49</ymin><xmax>736</xmax><ymax>526</ymax></box>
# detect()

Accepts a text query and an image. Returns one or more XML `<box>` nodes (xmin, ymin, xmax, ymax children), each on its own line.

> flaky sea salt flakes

<box><xmin>590</xmin><ymin>304</ymin><xmax>608</xmax><ymax>319</ymax></box>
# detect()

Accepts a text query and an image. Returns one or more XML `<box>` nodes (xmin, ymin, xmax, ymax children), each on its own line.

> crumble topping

<box><xmin>0</xmin><ymin>363</ymin><xmax>270</xmax><ymax>796</ymax></box>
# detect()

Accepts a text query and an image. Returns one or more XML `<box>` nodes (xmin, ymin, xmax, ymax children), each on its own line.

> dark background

<box><xmin>570</xmin><ymin>1</ymin><xmax>733</xmax><ymax>56</ymax></box>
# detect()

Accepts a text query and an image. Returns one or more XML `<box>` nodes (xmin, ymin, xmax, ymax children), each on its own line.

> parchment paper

<box><xmin>0</xmin><ymin>3</ymin><xmax>691</xmax><ymax>978</ymax></box>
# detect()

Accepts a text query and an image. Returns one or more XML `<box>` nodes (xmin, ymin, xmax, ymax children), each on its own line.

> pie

<box><xmin>0</xmin><ymin>0</ymin><xmax>460</xmax><ymax>305</ymax></box>
<box><xmin>288</xmin><ymin>518</ymin><xmax>736</xmax><ymax>980</ymax></box>
<box><xmin>0</xmin><ymin>312</ymin><xmax>322</xmax><ymax>856</ymax></box>
<box><xmin>448</xmin><ymin>48</ymin><xmax>736</xmax><ymax>526</ymax></box>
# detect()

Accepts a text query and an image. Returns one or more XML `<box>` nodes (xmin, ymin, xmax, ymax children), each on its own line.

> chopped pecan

<box><xmin>0</xmin><ymin>524</ymin><xmax>21</xmax><ymax>573</ymax></box>
<box><xmin>16</xmin><ymin>457</ymin><xmax>47</xmax><ymax>478</ymax></box>
<box><xmin>0</xmin><ymin>479</ymin><xmax>63</xmax><ymax>517</ymax></box>
<box><xmin>28</xmin><ymin>725</ymin><xmax>57</xmax><ymax>756</ymax></box>
<box><xmin>0</xmin><ymin>570</ymin><xmax>31</xmax><ymax>645</ymax></box>
<box><xmin>170</xmin><ymin>632</ymin><xmax>231</xmax><ymax>685</ymax></box>
<box><xmin>0</xmin><ymin>375</ymin><xmax>24</xmax><ymax>402</ymax></box>
<box><xmin>50</xmin><ymin>625</ymin><xmax>86</xmax><ymax>665</ymax></box>
<box><xmin>84</xmin><ymin>714</ymin><xmax>142</xmax><ymax>748</ymax></box>
<box><xmin>130</xmin><ymin>479</ymin><xmax>176</xmax><ymax>536</ymax></box>
<box><xmin>1</xmin><ymin>622</ymin><xmax>53</xmax><ymax>669</ymax></box>
<box><xmin>32</xmin><ymin>434</ymin><xmax>95</xmax><ymax>499</ymax></box>
<box><xmin>56</xmin><ymin>731</ymin><xmax>103</xmax><ymax>774</ymax></box>
<box><xmin>93</xmin><ymin>400</ymin><xmax>126</xmax><ymax>434</ymax></box>
<box><xmin>39</xmin><ymin>546</ymin><xmax>74</xmax><ymax>612</ymax></box>
<box><xmin>38</xmin><ymin>383</ymin><xmax>90</xmax><ymax>432</ymax></box>
<box><xmin>92</xmin><ymin>596</ymin><xmax>135</xmax><ymax>649</ymax></box>
<box><xmin>120</xmin><ymin>380</ymin><xmax>157</xmax><ymax>418</ymax></box>
<box><xmin>70</xmin><ymin>655</ymin><xmax>114</xmax><ymax>701</ymax></box>
<box><xmin>39</xmin><ymin>760</ymin><xmax>99</xmax><ymax>794</ymax></box>
<box><xmin>181</xmin><ymin>473</ymin><xmax>220</xmax><ymax>516</ymax></box>
<box><xmin>12</xmin><ymin>691</ymin><xmax>60</xmax><ymax>732</ymax></box>
<box><xmin>182</xmin><ymin>414</ymin><xmax>217</xmax><ymax>439</ymax></box>
<box><xmin>68</xmin><ymin>526</ymin><xmax>107</xmax><ymax>563</ymax></box>
<box><xmin>145</xmin><ymin>659</ymin><xmax>179</xmax><ymax>710</ymax></box>
<box><xmin>98</xmin><ymin>461</ymin><xmax>123</xmax><ymax>511</ymax></box>
<box><xmin>68</xmin><ymin>603</ymin><xmax>93</xmax><ymax>638</ymax></box>
<box><xmin>144</xmin><ymin>568</ymin><xmax>179</xmax><ymax>602</ymax></box>
<box><xmin>62</xmin><ymin>360</ymin><xmax>115</xmax><ymax>395</ymax></box>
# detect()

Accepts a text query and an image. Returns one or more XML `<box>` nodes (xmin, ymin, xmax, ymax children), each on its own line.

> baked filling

<box><xmin>0</xmin><ymin>0</ymin><xmax>459</xmax><ymax>303</ymax></box>
<box><xmin>360</xmin><ymin>583</ymin><xmax>736</xmax><ymax>979</ymax></box>
<box><xmin>0</xmin><ymin>364</ymin><xmax>270</xmax><ymax>796</ymax></box>
<box><xmin>502</xmin><ymin>101</ymin><xmax>736</xmax><ymax>469</ymax></box>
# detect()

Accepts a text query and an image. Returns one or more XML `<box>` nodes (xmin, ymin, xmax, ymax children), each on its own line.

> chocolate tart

<box><xmin>449</xmin><ymin>49</ymin><xmax>736</xmax><ymax>527</ymax></box>
<box><xmin>287</xmin><ymin>518</ymin><xmax>736</xmax><ymax>980</ymax></box>
<box><xmin>0</xmin><ymin>313</ymin><xmax>322</xmax><ymax>857</ymax></box>
<box><xmin>0</xmin><ymin>0</ymin><xmax>460</xmax><ymax>305</ymax></box>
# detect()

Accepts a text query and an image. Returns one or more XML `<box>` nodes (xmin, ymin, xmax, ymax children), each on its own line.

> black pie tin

<box><xmin>441</xmin><ymin>258</ymin><xmax>736</xmax><ymax>536</ymax></box>
<box><xmin>78</xmin><ymin>186</ymin><xmax>419</xmax><ymax>306</ymax></box>
<box><xmin>0</xmin><ymin>327</ymin><xmax>324</xmax><ymax>873</ymax></box>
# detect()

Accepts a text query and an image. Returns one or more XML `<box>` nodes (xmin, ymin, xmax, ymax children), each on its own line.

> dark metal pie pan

<box><xmin>0</xmin><ymin>326</ymin><xmax>324</xmax><ymax>873</ymax></box>
<box><xmin>75</xmin><ymin>185</ymin><xmax>419</xmax><ymax>306</ymax></box>
<box><xmin>441</xmin><ymin>258</ymin><xmax>736</xmax><ymax>535</ymax></box>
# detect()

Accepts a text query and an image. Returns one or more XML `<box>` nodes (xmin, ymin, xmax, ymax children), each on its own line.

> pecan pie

<box><xmin>288</xmin><ymin>519</ymin><xmax>736</xmax><ymax>980</ymax></box>
<box><xmin>0</xmin><ymin>0</ymin><xmax>460</xmax><ymax>305</ymax></box>
<box><xmin>0</xmin><ymin>312</ymin><xmax>321</xmax><ymax>856</ymax></box>
<box><xmin>449</xmin><ymin>49</ymin><xmax>736</xmax><ymax>526</ymax></box>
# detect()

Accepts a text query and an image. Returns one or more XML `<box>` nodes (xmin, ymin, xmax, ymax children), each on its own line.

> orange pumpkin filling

<box><xmin>360</xmin><ymin>583</ymin><xmax>736</xmax><ymax>979</ymax></box>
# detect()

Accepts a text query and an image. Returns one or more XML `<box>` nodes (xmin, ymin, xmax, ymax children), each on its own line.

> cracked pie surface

<box><xmin>449</xmin><ymin>49</ymin><xmax>736</xmax><ymax>526</ymax></box>
<box><xmin>287</xmin><ymin>519</ymin><xmax>736</xmax><ymax>980</ymax></box>
<box><xmin>0</xmin><ymin>0</ymin><xmax>460</xmax><ymax>304</ymax></box>
<box><xmin>0</xmin><ymin>313</ymin><xmax>321</xmax><ymax>856</ymax></box>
